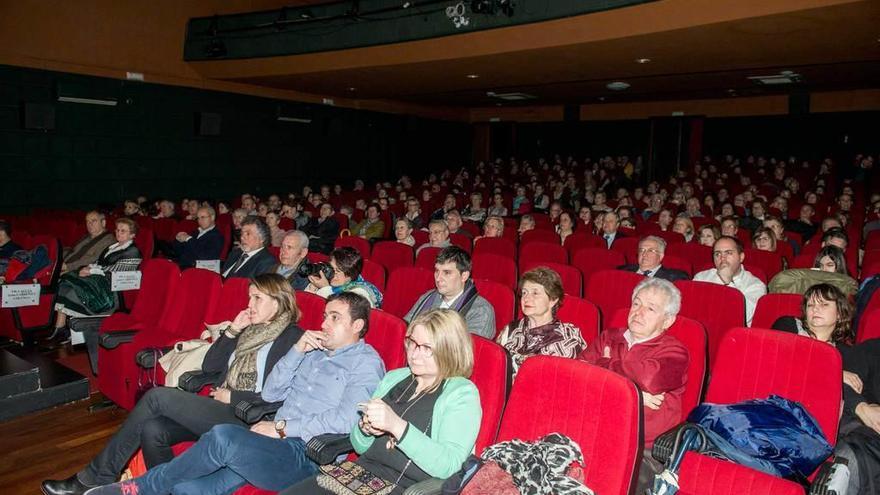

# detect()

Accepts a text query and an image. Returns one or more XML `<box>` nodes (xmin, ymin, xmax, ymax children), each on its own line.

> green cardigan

<box><xmin>350</xmin><ymin>367</ymin><xmax>482</xmax><ymax>479</ymax></box>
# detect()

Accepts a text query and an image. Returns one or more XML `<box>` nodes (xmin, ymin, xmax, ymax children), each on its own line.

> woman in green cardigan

<box><xmin>282</xmin><ymin>308</ymin><xmax>482</xmax><ymax>494</ymax></box>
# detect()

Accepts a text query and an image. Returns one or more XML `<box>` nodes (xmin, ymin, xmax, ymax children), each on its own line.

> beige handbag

<box><xmin>159</xmin><ymin>322</ymin><xmax>228</xmax><ymax>387</ymax></box>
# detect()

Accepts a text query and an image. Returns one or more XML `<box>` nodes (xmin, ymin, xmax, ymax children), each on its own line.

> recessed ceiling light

<box><xmin>347</xmin><ymin>87</ymin><xmax>357</xmax><ymax>91</ymax></box>
<box><xmin>606</xmin><ymin>81</ymin><xmax>631</xmax><ymax>91</ymax></box>
<box><xmin>466</xmin><ymin>74</ymin><xmax>480</xmax><ymax>79</ymax></box>
<box><xmin>635</xmin><ymin>58</ymin><xmax>651</xmax><ymax>64</ymax></box>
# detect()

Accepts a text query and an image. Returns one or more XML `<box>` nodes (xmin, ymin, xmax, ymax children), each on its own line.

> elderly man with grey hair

<box><xmin>618</xmin><ymin>235</ymin><xmax>689</xmax><ymax>282</ymax></box>
<box><xmin>579</xmin><ymin>277</ymin><xmax>689</xmax><ymax>452</ymax></box>
<box><xmin>173</xmin><ymin>206</ymin><xmax>224</xmax><ymax>269</ymax></box>
<box><xmin>221</xmin><ymin>216</ymin><xmax>276</xmax><ymax>279</ymax></box>
<box><xmin>271</xmin><ymin>230</ymin><xmax>310</xmax><ymax>290</ymax></box>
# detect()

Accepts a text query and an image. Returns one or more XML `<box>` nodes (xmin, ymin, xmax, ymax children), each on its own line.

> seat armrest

<box><xmin>403</xmin><ymin>478</ymin><xmax>446</xmax><ymax>495</ymax></box>
<box><xmin>99</xmin><ymin>330</ymin><xmax>139</xmax><ymax>349</ymax></box>
<box><xmin>306</xmin><ymin>433</ymin><xmax>353</xmax><ymax>465</ymax></box>
<box><xmin>177</xmin><ymin>371</ymin><xmax>221</xmax><ymax>393</ymax></box>
<box><xmin>233</xmin><ymin>399</ymin><xmax>283</xmax><ymax>424</ymax></box>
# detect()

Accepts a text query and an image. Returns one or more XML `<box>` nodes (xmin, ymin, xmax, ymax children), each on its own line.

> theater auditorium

<box><xmin>1</xmin><ymin>1</ymin><xmax>879</xmax><ymax>494</ymax></box>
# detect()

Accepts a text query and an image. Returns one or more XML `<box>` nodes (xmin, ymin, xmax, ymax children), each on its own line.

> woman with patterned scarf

<box><xmin>306</xmin><ymin>246</ymin><xmax>383</xmax><ymax>308</ymax></box>
<box><xmin>41</xmin><ymin>273</ymin><xmax>304</xmax><ymax>495</ymax></box>
<box><xmin>496</xmin><ymin>268</ymin><xmax>586</xmax><ymax>378</ymax></box>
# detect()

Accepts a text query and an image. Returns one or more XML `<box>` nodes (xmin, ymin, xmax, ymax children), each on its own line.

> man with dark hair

<box><xmin>221</xmin><ymin>217</ymin><xmax>276</xmax><ymax>279</ymax></box>
<box><xmin>601</xmin><ymin>211</ymin><xmax>627</xmax><ymax>248</ymax></box>
<box><xmin>0</xmin><ymin>220</ymin><xmax>21</xmax><ymax>259</ymax></box>
<box><xmin>173</xmin><ymin>206</ymin><xmax>224</xmax><ymax>269</ymax></box>
<box><xmin>822</xmin><ymin>227</ymin><xmax>849</xmax><ymax>251</ymax></box>
<box><xmin>693</xmin><ymin>235</ymin><xmax>766</xmax><ymax>325</ymax></box>
<box><xmin>302</xmin><ymin>203</ymin><xmax>339</xmax><ymax>254</ymax></box>
<box><xmin>404</xmin><ymin>246</ymin><xmax>495</xmax><ymax>338</ymax></box>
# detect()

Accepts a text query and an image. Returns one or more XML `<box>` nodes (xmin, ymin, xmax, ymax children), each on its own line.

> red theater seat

<box><xmin>382</xmin><ymin>267</ymin><xmax>434</xmax><ymax>319</ymax></box>
<box><xmin>751</xmin><ymin>293</ymin><xmax>802</xmax><ymax>329</ymax></box>
<box><xmin>674</xmin><ymin>280</ymin><xmax>745</xmax><ymax>365</ymax></box>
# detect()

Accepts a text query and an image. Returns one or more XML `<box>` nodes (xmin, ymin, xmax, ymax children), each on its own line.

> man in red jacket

<box><xmin>578</xmin><ymin>277</ymin><xmax>689</xmax><ymax>490</ymax></box>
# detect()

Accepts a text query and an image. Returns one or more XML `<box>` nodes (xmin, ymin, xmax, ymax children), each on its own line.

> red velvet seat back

<box><xmin>370</xmin><ymin>241</ymin><xmax>414</xmax><ymax>275</ymax></box>
<box><xmin>382</xmin><ymin>267</ymin><xmax>435</xmax><ymax>319</ymax></box>
<box><xmin>744</xmin><ymin>248</ymin><xmax>784</xmax><ymax>281</ymax></box>
<box><xmin>449</xmin><ymin>232</ymin><xmax>473</xmax><ymax>253</ymax></box>
<box><xmin>334</xmin><ymin>236</ymin><xmax>371</xmax><ymax>260</ymax></box>
<box><xmin>360</xmin><ymin>259</ymin><xmax>386</xmax><ymax>292</ymax></box>
<box><xmin>151</xmin><ymin>268</ymin><xmax>222</xmax><ymax>340</ymax></box>
<box><xmin>134</xmin><ymin>227</ymin><xmax>155</xmax><ymax>260</ymax></box>
<box><xmin>572</xmin><ymin>248</ymin><xmax>625</xmax><ymax>288</ymax></box>
<box><xmin>471</xmin><ymin>253</ymin><xmax>517</xmax><ymax>291</ymax></box>
<box><xmin>519</xmin><ymin>260</ymin><xmax>582</xmax><ymax>297</ymax></box>
<box><xmin>473</xmin><ymin>279</ymin><xmax>515</xmax><ymax>337</ymax></box>
<box><xmin>674</xmin><ymin>280</ymin><xmax>745</xmax><ymax>365</ymax></box>
<box><xmin>751</xmin><ymin>293</ymin><xmax>802</xmax><ymax>330</ymax></box>
<box><xmin>555</xmin><ymin>295</ymin><xmax>601</xmax><ymax>347</ymax></box>
<box><xmin>473</xmin><ymin>236</ymin><xmax>516</xmax><ymax>260</ymax></box>
<box><xmin>518</xmin><ymin>241</ymin><xmax>567</xmax><ymax>273</ymax></box>
<box><xmin>666</xmin><ymin>242</ymin><xmax>713</xmax><ymax>273</ymax></box>
<box><xmin>497</xmin><ymin>357</ymin><xmax>642</xmax><ymax>495</ymax></box>
<box><xmin>124</xmin><ymin>259</ymin><xmax>181</xmax><ymax>328</ymax></box>
<box><xmin>610</xmin><ymin>237</ymin><xmax>641</xmax><ymax>264</ymax></box>
<box><xmin>470</xmin><ymin>335</ymin><xmax>508</xmax><ymax>453</ymax></box>
<box><xmin>205</xmin><ymin>277</ymin><xmax>250</xmax><ymax>325</ymax></box>
<box><xmin>295</xmin><ymin>290</ymin><xmax>327</xmax><ymax>331</ymax></box>
<box><xmin>366</xmin><ymin>309</ymin><xmax>407</xmax><ymax>370</ymax></box>
<box><xmin>857</xmin><ymin>307</ymin><xmax>880</xmax><ymax>343</ymax></box>
<box><xmin>562</xmin><ymin>233</ymin><xmax>604</xmax><ymax>258</ymax></box>
<box><xmin>585</xmin><ymin>269</ymin><xmax>643</xmax><ymax>330</ymax></box>
<box><xmin>415</xmin><ymin>246</ymin><xmax>442</xmax><ymax>270</ymax></box>
<box><xmin>520</xmin><ymin>229</ymin><xmax>560</xmax><ymax>246</ymax></box>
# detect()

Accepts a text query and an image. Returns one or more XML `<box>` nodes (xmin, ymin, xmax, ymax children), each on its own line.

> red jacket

<box><xmin>579</xmin><ymin>327</ymin><xmax>689</xmax><ymax>447</ymax></box>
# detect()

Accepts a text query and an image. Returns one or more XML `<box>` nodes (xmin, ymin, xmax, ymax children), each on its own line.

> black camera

<box><xmin>296</xmin><ymin>259</ymin><xmax>335</xmax><ymax>281</ymax></box>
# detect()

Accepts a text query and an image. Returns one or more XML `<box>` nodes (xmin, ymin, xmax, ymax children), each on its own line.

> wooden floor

<box><xmin>0</xmin><ymin>346</ymin><xmax>128</xmax><ymax>495</ymax></box>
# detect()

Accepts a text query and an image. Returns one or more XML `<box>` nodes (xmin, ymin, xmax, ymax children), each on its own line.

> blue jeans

<box><xmin>134</xmin><ymin>424</ymin><xmax>319</xmax><ymax>495</ymax></box>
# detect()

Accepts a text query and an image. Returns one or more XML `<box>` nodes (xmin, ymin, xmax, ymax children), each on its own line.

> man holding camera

<box><xmin>272</xmin><ymin>230</ymin><xmax>310</xmax><ymax>290</ymax></box>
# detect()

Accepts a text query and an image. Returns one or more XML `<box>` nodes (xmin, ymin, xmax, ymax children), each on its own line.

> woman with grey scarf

<box><xmin>41</xmin><ymin>273</ymin><xmax>304</xmax><ymax>495</ymax></box>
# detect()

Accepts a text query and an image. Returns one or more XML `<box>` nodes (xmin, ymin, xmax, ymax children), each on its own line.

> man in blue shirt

<box><xmin>83</xmin><ymin>291</ymin><xmax>384</xmax><ymax>495</ymax></box>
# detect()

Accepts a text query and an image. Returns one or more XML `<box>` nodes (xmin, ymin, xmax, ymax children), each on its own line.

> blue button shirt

<box><xmin>261</xmin><ymin>339</ymin><xmax>385</xmax><ymax>441</ymax></box>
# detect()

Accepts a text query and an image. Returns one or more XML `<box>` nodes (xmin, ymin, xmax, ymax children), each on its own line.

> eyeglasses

<box><xmin>404</xmin><ymin>337</ymin><xmax>433</xmax><ymax>357</ymax></box>
<box><xmin>638</xmin><ymin>248</ymin><xmax>661</xmax><ymax>255</ymax></box>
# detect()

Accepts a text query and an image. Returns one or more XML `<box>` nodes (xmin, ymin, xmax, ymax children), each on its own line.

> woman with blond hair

<box><xmin>283</xmin><ymin>308</ymin><xmax>481</xmax><ymax>494</ymax></box>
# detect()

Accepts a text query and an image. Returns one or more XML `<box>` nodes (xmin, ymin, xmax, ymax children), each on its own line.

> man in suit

<box><xmin>221</xmin><ymin>216</ymin><xmax>276</xmax><ymax>279</ymax></box>
<box><xmin>173</xmin><ymin>206</ymin><xmax>224</xmax><ymax>269</ymax></box>
<box><xmin>272</xmin><ymin>230</ymin><xmax>310</xmax><ymax>290</ymax></box>
<box><xmin>302</xmin><ymin>203</ymin><xmax>339</xmax><ymax>254</ymax></box>
<box><xmin>601</xmin><ymin>210</ymin><xmax>627</xmax><ymax>248</ymax></box>
<box><xmin>618</xmin><ymin>236</ymin><xmax>689</xmax><ymax>282</ymax></box>
<box><xmin>403</xmin><ymin>246</ymin><xmax>495</xmax><ymax>338</ymax></box>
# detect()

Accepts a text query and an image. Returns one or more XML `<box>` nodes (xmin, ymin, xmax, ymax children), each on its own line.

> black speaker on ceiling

<box><xmin>22</xmin><ymin>102</ymin><xmax>55</xmax><ymax>130</ymax></box>
<box><xmin>788</xmin><ymin>92</ymin><xmax>810</xmax><ymax>116</ymax></box>
<box><xmin>195</xmin><ymin>112</ymin><xmax>222</xmax><ymax>136</ymax></box>
<box><xmin>563</xmin><ymin>104</ymin><xmax>580</xmax><ymax>122</ymax></box>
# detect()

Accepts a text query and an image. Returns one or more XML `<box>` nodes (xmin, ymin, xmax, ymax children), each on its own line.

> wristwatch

<box><xmin>275</xmin><ymin>419</ymin><xmax>287</xmax><ymax>439</ymax></box>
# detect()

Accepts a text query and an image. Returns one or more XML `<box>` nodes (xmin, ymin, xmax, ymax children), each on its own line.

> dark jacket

<box><xmin>618</xmin><ymin>264</ymin><xmax>690</xmax><ymax>282</ymax></box>
<box><xmin>175</xmin><ymin>227</ymin><xmax>224</xmax><ymax>269</ymax></box>
<box><xmin>200</xmin><ymin>322</ymin><xmax>304</xmax><ymax>405</ymax></box>
<box><xmin>0</xmin><ymin>240</ymin><xmax>22</xmax><ymax>259</ymax></box>
<box><xmin>221</xmin><ymin>247</ymin><xmax>276</xmax><ymax>279</ymax></box>
<box><xmin>303</xmin><ymin>217</ymin><xmax>339</xmax><ymax>254</ymax></box>
<box><xmin>271</xmin><ymin>261</ymin><xmax>310</xmax><ymax>291</ymax></box>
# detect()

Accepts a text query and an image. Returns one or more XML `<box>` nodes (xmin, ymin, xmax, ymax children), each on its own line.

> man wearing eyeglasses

<box><xmin>618</xmin><ymin>236</ymin><xmax>689</xmax><ymax>282</ymax></box>
<box><xmin>693</xmin><ymin>235</ymin><xmax>766</xmax><ymax>325</ymax></box>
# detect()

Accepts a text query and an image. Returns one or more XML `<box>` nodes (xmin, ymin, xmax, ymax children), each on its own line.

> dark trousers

<box><xmin>79</xmin><ymin>387</ymin><xmax>243</xmax><ymax>486</ymax></box>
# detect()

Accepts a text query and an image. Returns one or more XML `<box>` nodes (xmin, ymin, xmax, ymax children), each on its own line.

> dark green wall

<box><xmin>0</xmin><ymin>65</ymin><xmax>470</xmax><ymax>212</ymax></box>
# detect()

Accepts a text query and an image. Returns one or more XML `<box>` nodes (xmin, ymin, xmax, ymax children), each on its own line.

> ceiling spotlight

<box><xmin>347</xmin><ymin>87</ymin><xmax>357</xmax><ymax>91</ymax></box>
<box><xmin>635</xmin><ymin>58</ymin><xmax>651</xmax><ymax>64</ymax></box>
<box><xmin>606</xmin><ymin>81</ymin><xmax>631</xmax><ymax>91</ymax></box>
<box><xmin>466</xmin><ymin>74</ymin><xmax>480</xmax><ymax>79</ymax></box>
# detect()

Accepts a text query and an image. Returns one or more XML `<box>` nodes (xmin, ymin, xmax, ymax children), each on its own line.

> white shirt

<box><xmin>623</xmin><ymin>329</ymin><xmax>662</xmax><ymax>349</ymax></box>
<box><xmin>692</xmin><ymin>267</ymin><xmax>767</xmax><ymax>326</ymax></box>
<box><xmin>439</xmin><ymin>289</ymin><xmax>465</xmax><ymax>309</ymax></box>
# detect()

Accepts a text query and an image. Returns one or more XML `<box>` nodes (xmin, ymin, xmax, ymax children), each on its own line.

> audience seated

<box><xmin>0</xmin><ymin>219</ymin><xmax>21</xmax><ymax>259</ymax></box>
<box><xmin>496</xmin><ymin>267</ymin><xmax>586</xmax><ymax>377</ymax></box>
<box><xmin>283</xmin><ymin>308</ymin><xmax>480</xmax><ymax>494</ymax></box>
<box><xmin>394</xmin><ymin>217</ymin><xmax>415</xmax><ymax>246</ymax></box>
<box><xmin>814</xmin><ymin>245</ymin><xmax>849</xmax><ymax>275</ymax></box>
<box><xmin>305</xmin><ymin>246</ymin><xmax>383</xmax><ymax>308</ymax></box>
<box><xmin>416</xmin><ymin>219</ymin><xmax>451</xmax><ymax>255</ymax></box>
<box><xmin>221</xmin><ymin>216</ymin><xmax>276</xmax><ymax>279</ymax></box>
<box><xmin>578</xmin><ymin>278</ymin><xmax>688</xmax><ymax>490</ymax></box>
<box><xmin>350</xmin><ymin>204</ymin><xmax>384</xmax><ymax>241</ymax></box>
<box><xmin>697</xmin><ymin>224</ymin><xmax>720</xmax><ymax>247</ymax></box>
<box><xmin>272</xmin><ymin>230</ymin><xmax>311</xmax><ymax>290</ymax></box>
<box><xmin>46</xmin><ymin>218</ymin><xmax>142</xmax><ymax>346</ymax></box>
<box><xmin>478</xmin><ymin>215</ymin><xmax>504</xmax><ymax>240</ymax></box>
<box><xmin>302</xmin><ymin>203</ymin><xmax>340</xmax><ymax>254</ymax></box>
<box><xmin>693</xmin><ymin>235</ymin><xmax>766</xmax><ymax>325</ymax></box>
<box><xmin>173</xmin><ymin>206</ymin><xmax>224</xmax><ymax>269</ymax></box>
<box><xmin>601</xmin><ymin>211</ymin><xmax>626</xmax><ymax>248</ymax></box>
<box><xmin>672</xmin><ymin>215</ymin><xmax>695</xmax><ymax>242</ymax></box>
<box><xmin>62</xmin><ymin>211</ymin><xmax>115</xmax><ymax>274</ymax></box>
<box><xmin>78</xmin><ymin>291</ymin><xmax>384</xmax><ymax>495</ymax></box>
<box><xmin>404</xmin><ymin>246</ymin><xmax>495</xmax><ymax>338</ymax></box>
<box><xmin>618</xmin><ymin>235</ymin><xmax>689</xmax><ymax>282</ymax></box>
<box><xmin>517</xmin><ymin>214</ymin><xmax>535</xmax><ymax>237</ymax></box>
<box><xmin>751</xmin><ymin>226</ymin><xmax>777</xmax><ymax>252</ymax></box>
<box><xmin>444</xmin><ymin>209</ymin><xmax>471</xmax><ymax>239</ymax></box>
<box><xmin>265</xmin><ymin>211</ymin><xmax>287</xmax><ymax>247</ymax></box>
